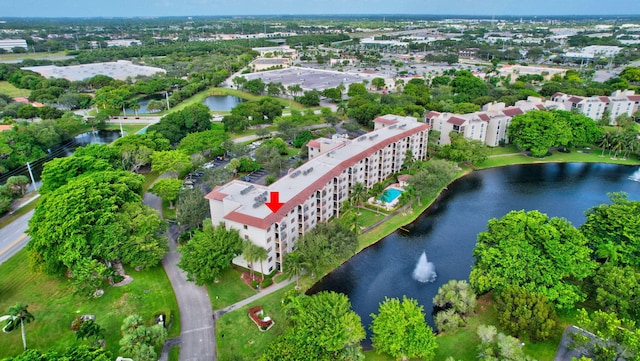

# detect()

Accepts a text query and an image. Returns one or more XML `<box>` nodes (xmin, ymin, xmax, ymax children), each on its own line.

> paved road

<box><xmin>0</xmin><ymin>209</ymin><xmax>33</xmax><ymax>265</ymax></box>
<box><xmin>144</xmin><ymin>182</ymin><xmax>217</xmax><ymax>361</ymax></box>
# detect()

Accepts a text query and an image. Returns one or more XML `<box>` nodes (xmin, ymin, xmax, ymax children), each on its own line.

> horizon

<box><xmin>3</xmin><ymin>0</ymin><xmax>640</xmax><ymax>19</ymax></box>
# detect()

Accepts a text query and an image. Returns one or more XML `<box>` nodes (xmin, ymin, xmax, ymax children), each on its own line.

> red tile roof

<box><xmin>209</xmin><ymin>124</ymin><xmax>430</xmax><ymax>229</ymax></box>
<box><xmin>536</xmin><ymin>104</ymin><xmax>545</xmax><ymax>110</ymax></box>
<box><xmin>425</xmin><ymin>111</ymin><xmax>441</xmax><ymax>118</ymax></box>
<box><xmin>628</xmin><ymin>95</ymin><xmax>640</xmax><ymax>101</ymax></box>
<box><xmin>447</xmin><ymin>116</ymin><xmax>467</xmax><ymax>126</ymax></box>
<box><xmin>306</xmin><ymin>140</ymin><xmax>321</xmax><ymax>148</ymax></box>
<box><xmin>502</xmin><ymin>107</ymin><xmax>524</xmax><ymax>117</ymax></box>
<box><xmin>567</xmin><ymin>96</ymin><xmax>584</xmax><ymax>103</ymax></box>
<box><xmin>598</xmin><ymin>96</ymin><xmax>610</xmax><ymax>102</ymax></box>
<box><xmin>373</xmin><ymin>117</ymin><xmax>399</xmax><ymax>125</ymax></box>
<box><xmin>477</xmin><ymin>113</ymin><xmax>490</xmax><ymax>121</ymax></box>
<box><xmin>552</xmin><ymin>92</ymin><xmax>565</xmax><ymax>98</ymax></box>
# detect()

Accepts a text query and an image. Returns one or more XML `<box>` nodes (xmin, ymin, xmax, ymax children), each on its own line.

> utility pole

<box><xmin>26</xmin><ymin>162</ymin><xmax>37</xmax><ymax>190</ymax></box>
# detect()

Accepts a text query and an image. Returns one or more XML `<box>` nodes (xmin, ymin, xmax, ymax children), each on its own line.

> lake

<box><xmin>308</xmin><ymin>163</ymin><xmax>640</xmax><ymax>339</ymax></box>
<box><xmin>202</xmin><ymin>95</ymin><xmax>245</xmax><ymax>111</ymax></box>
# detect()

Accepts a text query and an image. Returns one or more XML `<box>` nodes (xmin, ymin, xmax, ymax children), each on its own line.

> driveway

<box><xmin>144</xmin><ymin>188</ymin><xmax>217</xmax><ymax>361</ymax></box>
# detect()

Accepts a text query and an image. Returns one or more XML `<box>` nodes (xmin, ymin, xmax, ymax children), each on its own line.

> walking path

<box><xmin>212</xmin><ymin>277</ymin><xmax>297</xmax><ymax>320</ymax></box>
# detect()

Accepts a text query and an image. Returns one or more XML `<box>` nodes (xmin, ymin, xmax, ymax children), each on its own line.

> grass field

<box><xmin>215</xmin><ymin>283</ymin><xmax>294</xmax><ymax>361</ymax></box>
<box><xmin>478</xmin><ymin>147</ymin><xmax>640</xmax><ymax>169</ymax></box>
<box><xmin>0</xmin><ymin>81</ymin><xmax>30</xmax><ymax>98</ymax></box>
<box><xmin>206</xmin><ymin>267</ymin><xmax>256</xmax><ymax>311</ymax></box>
<box><xmin>0</xmin><ymin>249</ymin><xmax>179</xmax><ymax>359</ymax></box>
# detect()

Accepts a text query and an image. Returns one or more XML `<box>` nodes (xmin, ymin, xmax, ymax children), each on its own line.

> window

<box><xmin>243</xmin><ymin>225</ymin><xmax>248</xmax><ymax>230</ymax></box>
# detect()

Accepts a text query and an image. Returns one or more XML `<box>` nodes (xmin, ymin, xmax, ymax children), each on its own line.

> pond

<box><xmin>308</xmin><ymin>163</ymin><xmax>640</xmax><ymax>340</ymax></box>
<box><xmin>124</xmin><ymin>93</ymin><xmax>166</xmax><ymax>115</ymax></box>
<box><xmin>202</xmin><ymin>95</ymin><xmax>245</xmax><ymax>111</ymax></box>
<box><xmin>0</xmin><ymin>130</ymin><xmax>122</xmax><ymax>189</ymax></box>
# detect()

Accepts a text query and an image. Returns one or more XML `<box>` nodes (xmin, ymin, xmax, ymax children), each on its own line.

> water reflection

<box><xmin>309</xmin><ymin>163</ymin><xmax>640</xmax><ymax>341</ymax></box>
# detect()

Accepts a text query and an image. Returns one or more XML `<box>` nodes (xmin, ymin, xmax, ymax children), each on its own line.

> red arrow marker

<box><xmin>265</xmin><ymin>192</ymin><xmax>285</xmax><ymax>213</ymax></box>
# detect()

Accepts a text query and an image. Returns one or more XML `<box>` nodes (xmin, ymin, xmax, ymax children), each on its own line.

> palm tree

<box><xmin>282</xmin><ymin>251</ymin><xmax>308</xmax><ymax>289</ymax></box>
<box><xmin>350</xmin><ymin>182</ymin><xmax>367</xmax><ymax>215</ymax></box>
<box><xmin>2</xmin><ymin>303</ymin><xmax>35</xmax><ymax>350</ymax></box>
<box><xmin>255</xmin><ymin>246</ymin><xmax>268</xmax><ymax>281</ymax></box>
<box><xmin>242</xmin><ymin>241</ymin><xmax>260</xmax><ymax>281</ymax></box>
<box><xmin>129</xmin><ymin>100</ymin><xmax>140</xmax><ymax>117</ymax></box>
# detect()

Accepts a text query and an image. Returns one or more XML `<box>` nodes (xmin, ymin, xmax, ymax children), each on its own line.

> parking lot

<box><xmin>239</xmin><ymin>66</ymin><xmax>379</xmax><ymax>91</ymax></box>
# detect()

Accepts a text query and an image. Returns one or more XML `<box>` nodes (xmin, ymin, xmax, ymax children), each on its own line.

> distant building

<box><xmin>427</xmin><ymin>97</ymin><xmax>562</xmax><ymax>147</ymax></box>
<box><xmin>22</xmin><ymin>60</ymin><xmax>166</xmax><ymax>81</ymax></box>
<box><xmin>251</xmin><ymin>45</ymin><xmax>296</xmax><ymax>58</ymax></box>
<box><xmin>251</xmin><ymin>58</ymin><xmax>290</xmax><ymax>71</ymax></box>
<box><xmin>0</xmin><ymin>39</ymin><xmax>28</xmax><ymax>52</ymax></box>
<box><xmin>564</xmin><ymin>45</ymin><xmax>622</xmax><ymax>60</ymax></box>
<box><xmin>206</xmin><ymin>115</ymin><xmax>429</xmax><ymax>273</ymax></box>
<box><xmin>551</xmin><ymin>90</ymin><xmax>640</xmax><ymax>123</ymax></box>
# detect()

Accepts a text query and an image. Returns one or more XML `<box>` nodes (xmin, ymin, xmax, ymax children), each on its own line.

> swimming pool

<box><xmin>378</xmin><ymin>187</ymin><xmax>403</xmax><ymax>203</ymax></box>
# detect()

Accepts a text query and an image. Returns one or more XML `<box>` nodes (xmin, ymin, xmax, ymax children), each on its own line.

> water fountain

<box><xmin>629</xmin><ymin>168</ymin><xmax>640</xmax><ymax>182</ymax></box>
<box><xmin>412</xmin><ymin>251</ymin><xmax>436</xmax><ymax>283</ymax></box>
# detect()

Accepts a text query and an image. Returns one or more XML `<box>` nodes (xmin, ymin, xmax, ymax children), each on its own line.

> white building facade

<box><xmin>206</xmin><ymin>115</ymin><xmax>429</xmax><ymax>274</ymax></box>
<box><xmin>551</xmin><ymin>90</ymin><xmax>640</xmax><ymax>123</ymax></box>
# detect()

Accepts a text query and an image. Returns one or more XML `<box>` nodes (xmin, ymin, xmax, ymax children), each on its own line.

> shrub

<box><xmin>260</xmin><ymin>277</ymin><xmax>273</xmax><ymax>288</ymax></box>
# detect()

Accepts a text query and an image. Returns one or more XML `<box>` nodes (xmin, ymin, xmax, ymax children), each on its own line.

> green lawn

<box><xmin>0</xmin><ymin>81</ymin><xmax>30</xmax><ymax>98</ymax></box>
<box><xmin>478</xmin><ymin>147</ymin><xmax>640</xmax><ymax>169</ymax></box>
<box><xmin>206</xmin><ymin>267</ymin><xmax>256</xmax><ymax>311</ymax></box>
<box><xmin>168</xmin><ymin>346</ymin><xmax>180</xmax><ymax>361</ymax></box>
<box><xmin>0</xmin><ymin>249</ymin><xmax>179</xmax><ymax>359</ymax></box>
<box><xmin>215</xmin><ymin>283</ymin><xmax>294</xmax><ymax>361</ymax></box>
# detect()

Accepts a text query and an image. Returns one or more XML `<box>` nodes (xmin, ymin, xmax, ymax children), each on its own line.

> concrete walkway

<box><xmin>212</xmin><ymin>276</ymin><xmax>297</xmax><ymax>319</ymax></box>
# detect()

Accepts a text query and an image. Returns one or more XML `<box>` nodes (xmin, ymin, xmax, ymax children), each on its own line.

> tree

<box><xmin>242</xmin><ymin>240</ymin><xmax>261</xmax><ymax>281</ymax></box>
<box><xmin>73</xmin><ymin>144</ymin><xmax>122</xmax><ymax>169</ymax></box>
<box><xmin>2</xmin><ymin>303</ymin><xmax>35</xmax><ymax>350</ymax></box>
<box><xmin>296</xmin><ymin>90</ymin><xmax>321</xmax><ymax>106</ymax></box>
<box><xmin>244</xmin><ymin>78</ymin><xmax>266</xmax><ymax>95</ymax></box>
<box><xmin>178</xmin><ymin>222</ymin><xmax>243</xmax><ymax>285</ymax></box>
<box><xmin>297</xmin><ymin>222</ymin><xmax>358</xmax><ymax>276</ymax></box>
<box><xmin>495</xmin><ymin>285</ymin><xmax>558</xmax><ymax>342</ymax></box>
<box><xmin>350</xmin><ymin>182</ymin><xmax>367</xmax><ymax>214</ymax></box>
<box><xmin>39</xmin><ymin>156</ymin><xmax>113</xmax><ymax>194</ymax></box>
<box><xmin>119</xmin><ymin>314</ymin><xmax>167</xmax><ymax>361</ymax></box>
<box><xmin>6</xmin><ymin>175</ymin><xmax>30</xmax><ymax>196</ymax></box>
<box><xmin>177</xmin><ymin>128</ymin><xmax>229</xmax><ymax>157</ymax></box>
<box><xmin>176</xmin><ymin>187</ymin><xmax>210</xmax><ymax>231</ymax></box>
<box><xmin>592</xmin><ymin>263</ymin><xmax>640</xmax><ymax>320</ymax></box>
<box><xmin>440</xmin><ymin>132</ymin><xmax>488</xmax><ymax>165</ymax></box>
<box><xmin>221</xmin><ymin>114</ymin><xmax>249</xmax><ymax>133</ymax></box>
<box><xmin>476</xmin><ymin>324</ymin><xmax>534</xmax><ymax>361</ymax></box>
<box><xmin>27</xmin><ymin>171</ymin><xmax>167</xmax><ymax>280</ymax></box>
<box><xmin>571</xmin><ymin>309</ymin><xmax>640</xmax><ymax>361</ymax></box>
<box><xmin>255</xmin><ymin>245</ymin><xmax>268</xmax><ymax>281</ymax></box>
<box><xmin>508</xmin><ymin>110</ymin><xmax>572</xmax><ymax>157</ymax></box>
<box><xmin>282</xmin><ymin>251</ymin><xmax>308</xmax><ymax>289</ymax></box>
<box><xmin>372</xmin><ymin>77</ymin><xmax>386</xmax><ymax>90</ymax></box>
<box><xmin>149</xmin><ymin>178</ymin><xmax>182</xmax><ymax>208</ymax></box>
<box><xmin>433</xmin><ymin>279</ymin><xmax>476</xmax><ymax>321</ymax></box>
<box><xmin>347</xmin><ymin>83</ymin><xmax>368</xmax><ymax>97</ymax></box>
<box><xmin>260</xmin><ymin>291</ymin><xmax>365</xmax><ymax>361</ymax></box>
<box><xmin>75</xmin><ymin>319</ymin><xmax>105</xmax><ymax>346</ymax></box>
<box><xmin>580</xmin><ymin>192</ymin><xmax>640</xmax><ymax>268</ymax></box>
<box><xmin>470</xmin><ymin>210</ymin><xmax>595</xmax><ymax>309</ymax></box>
<box><xmin>1</xmin><ymin>346</ymin><xmax>112</xmax><ymax>361</ymax></box>
<box><xmin>147</xmin><ymin>103</ymin><xmax>212</xmax><ymax>144</ymax></box>
<box><xmin>150</xmin><ymin>150</ymin><xmax>192</xmax><ymax>178</ymax></box>
<box><xmin>370</xmin><ymin>296</ymin><xmax>438</xmax><ymax>361</ymax></box>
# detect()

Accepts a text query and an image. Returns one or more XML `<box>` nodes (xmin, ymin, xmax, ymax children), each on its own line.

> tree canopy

<box><xmin>27</xmin><ymin>171</ymin><xmax>168</xmax><ymax>281</ymax></box>
<box><xmin>260</xmin><ymin>291</ymin><xmax>365</xmax><ymax>361</ymax></box>
<box><xmin>470</xmin><ymin>210</ymin><xmax>595</xmax><ymax>309</ymax></box>
<box><xmin>177</xmin><ymin>222</ymin><xmax>243</xmax><ymax>285</ymax></box>
<box><xmin>147</xmin><ymin>103</ymin><xmax>212</xmax><ymax>144</ymax></box>
<box><xmin>370</xmin><ymin>296</ymin><xmax>438</xmax><ymax>361</ymax></box>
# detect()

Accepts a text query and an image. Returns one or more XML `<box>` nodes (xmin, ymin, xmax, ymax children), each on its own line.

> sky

<box><xmin>3</xmin><ymin>0</ymin><xmax>640</xmax><ymax>18</ymax></box>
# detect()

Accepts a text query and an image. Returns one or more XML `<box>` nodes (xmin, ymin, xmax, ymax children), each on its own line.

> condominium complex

<box><xmin>427</xmin><ymin>96</ymin><xmax>562</xmax><ymax>146</ymax></box>
<box><xmin>206</xmin><ymin>115</ymin><xmax>429</xmax><ymax>273</ymax></box>
<box><xmin>551</xmin><ymin>90</ymin><xmax>640</xmax><ymax>123</ymax></box>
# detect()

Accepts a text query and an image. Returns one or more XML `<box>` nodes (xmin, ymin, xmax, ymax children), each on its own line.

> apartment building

<box><xmin>551</xmin><ymin>90</ymin><xmax>640</xmax><ymax>123</ymax></box>
<box><xmin>205</xmin><ymin>115</ymin><xmax>429</xmax><ymax>274</ymax></box>
<box><xmin>427</xmin><ymin>97</ymin><xmax>561</xmax><ymax>146</ymax></box>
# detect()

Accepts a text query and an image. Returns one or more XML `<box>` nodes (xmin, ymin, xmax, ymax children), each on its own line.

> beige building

<box><xmin>206</xmin><ymin>115</ymin><xmax>429</xmax><ymax>273</ymax></box>
<box><xmin>551</xmin><ymin>90</ymin><xmax>640</xmax><ymax>123</ymax></box>
<box><xmin>427</xmin><ymin>97</ymin><xmax>560</xmax><ymax>147</ymax></box>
